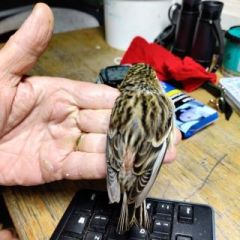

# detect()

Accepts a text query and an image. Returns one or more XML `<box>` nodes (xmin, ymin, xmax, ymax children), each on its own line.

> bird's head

<box><xmin>119</xmin><ymin>63</ymin><xmax>163</xmax><ymax>92</ymax></box>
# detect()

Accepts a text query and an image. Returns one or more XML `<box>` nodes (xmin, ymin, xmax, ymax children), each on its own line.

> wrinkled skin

<box><xmin>0</xmin><ymin>3</ymin><xmax>181</xmax><ymax>239</ymax></box>
<box><xmin>0</xmin><ymin>3</ymin><xmax>120</xmax><ymax>185</ymax></box>
<box><xmin>0</xmin><ymin>229</ymin><xmax>18</xmax><ymax>240</ymax></box>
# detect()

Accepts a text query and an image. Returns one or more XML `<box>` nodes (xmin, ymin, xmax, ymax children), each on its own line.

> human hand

<box><xmin>0</xmin><ymin>229</ymin><xmax>18</xmax><ymax>240</ymax></box>
<box><xmin>0</xmin><ymin>3</ymin><xmax>181</xmax><ymax>186</ymax></box>
<box><xmin>164</xmin><ymin>128</ymin><xmax>182</xmax><ymax>163</ymax></box>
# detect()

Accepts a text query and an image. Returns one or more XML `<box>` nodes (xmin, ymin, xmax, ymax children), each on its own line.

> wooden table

<box><xmin>2</xmin><ymin>28</ymin><xmax>240</xmax><ymax>240</ymax></box>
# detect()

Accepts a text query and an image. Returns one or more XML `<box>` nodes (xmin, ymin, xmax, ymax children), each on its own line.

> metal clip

<box><xmin>203</xmin><ymin>82</ymin><xmax>233</xmax><ymax>120</ymax></box>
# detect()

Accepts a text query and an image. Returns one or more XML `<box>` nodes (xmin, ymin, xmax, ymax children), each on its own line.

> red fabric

<box><xmin>120</xmin><ymin>36</ymin><xmax>217</xmax><ymax>92</ymax></box>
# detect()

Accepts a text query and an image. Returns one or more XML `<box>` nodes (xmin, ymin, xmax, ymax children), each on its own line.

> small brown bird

<box><xmin>106</xmin><ymin>63</ymin><xmax>175</xmax><ymax>233</ymax></box>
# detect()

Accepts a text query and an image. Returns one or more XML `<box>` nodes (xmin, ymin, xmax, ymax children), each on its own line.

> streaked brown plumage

<box><xmin>106</xmin><ymin>63</ymin><xmax>175</xmax><ymax>233</ymax></box>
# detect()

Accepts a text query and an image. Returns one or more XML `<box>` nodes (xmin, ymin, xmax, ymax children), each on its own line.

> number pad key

<box><xmin>152</xmin><ymin>219</ymin><xmax>171</xmax><ymax>239</ymax></box>
<box><xmin>90</xmin><ymin>214</ymin><xmax>109</xmax><ymax>232</ymax></box>
<box><xmin>75</xmin><ymin>192</ymin><xmax>97</xmax><ymax>214</ymax></box>
<box><xmin>156</xmin><ymin>202</ymin><xmax>173</xmax><ymax>216</ymax></box>
<box><xmin>107</xmin><ymin>226</ymin><xmax>127</xmax><ymax>240</ymax></box>
<box><xmin>178</xmin><ymin>205</ymin><xmax>193</xmax><ymax>224</ymax></box>
<box><xmin>176</xmin><ymin>235</ymin><xmax>192</xmax><ymax>240</ymax></box>
<box><xmin>156</xmin><ymin>202</ymin><xmax>173</xmax><ymax>221</ymax></box>
<box><xmin>128</xmin><ymin>225</ymin><xmax>148</xmax><ymax>239</ymax></box>
<box><xmin>84</xmin><ymin>231</ymin><xmax>103</xmax><ymax>240</ymax></box>
<box><xmin>64</xmin><ymin>213</ymin><xmax>90</xmax><ymax>236</ymax></box>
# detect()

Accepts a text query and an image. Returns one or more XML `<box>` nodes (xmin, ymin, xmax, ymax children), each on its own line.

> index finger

<box><xmin>59</xmin><ymin>79</ymin><xmax>120</xmax><ymax>109</ymax></box>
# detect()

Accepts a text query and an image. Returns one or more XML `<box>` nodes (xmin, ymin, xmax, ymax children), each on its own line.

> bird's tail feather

<box><xmin>117</xmin><ymin>191</ymin><xmax>129</xmax><ymax>233</ymax></box>
<box><xmin>134</xmin><ymin>199</ymin><xmax>150</xmax><ymax>229</ymax></box>
<box><xmin>117</xmin><ymin>195</ymin><xmax>149</xmax><ymax>234</ymax></box>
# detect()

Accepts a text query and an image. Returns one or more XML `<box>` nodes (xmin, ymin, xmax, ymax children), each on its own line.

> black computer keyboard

<box><xmin>50</xmin><ymin>189</ymin><xmax>215</xmax><ymax>240</ymax></box>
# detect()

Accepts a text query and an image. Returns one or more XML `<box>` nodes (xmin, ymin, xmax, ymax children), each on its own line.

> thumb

<box><xmin>0</xmin><ymin>3</ymin><xmax>54</xmax><ymax>86</ymax></box>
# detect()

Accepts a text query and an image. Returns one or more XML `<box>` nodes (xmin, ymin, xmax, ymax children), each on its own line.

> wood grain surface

<box><xmin>1</xmin><ymin>28</ymin><xmax>240</xmax><ymax>240</ymax></box>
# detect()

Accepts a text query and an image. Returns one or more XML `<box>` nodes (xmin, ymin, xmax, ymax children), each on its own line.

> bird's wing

<box><xmin>128</xmin><ymin>93</ymin><xmax>174</xmax><ymax>207</ymax></box>
<box><xmin>106</xmin><ymin>94</ymin><xmax>126</xmax><ymax>203</ymax></box>
<box><xmin>129</xmin><ymin>139</ymin><xmax>169</xmax><ymax>207</ymax></box>
<box><xmin>106</xmin><ymin>94</ymin><xmax>126</xmax><ymax>171</ymax></box>
<box><xmin>106</xmin><ymin>125</ymin><xmax>124</xmax><ymax>203</ymax></box>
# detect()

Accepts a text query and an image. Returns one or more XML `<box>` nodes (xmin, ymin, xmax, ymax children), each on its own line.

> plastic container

<box><xmin>104</xmin><ymin>0</ymin><xmax>173</xmax><ymax>50</ymax></box>
<box><xmin>222</xmin><ymin>26</ymin><xmax>240</xmax><ymax>76</ymax></box>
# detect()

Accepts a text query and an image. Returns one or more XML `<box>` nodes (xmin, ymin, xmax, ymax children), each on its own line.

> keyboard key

<box><xmin>128</xmin><ymin>225</ymin><xmax>148</xmax><ymax>239</ymax></box>
<box><xmin>84</xmin><ymin>232</ymin><xmax>103</xmax><ymax>240</ymax></box>
<box><xmin>59</xmin><ymin>235</ymin><xmax>79</xmax><ymax>240</ymax></box>
<box><xmin>152</xmin><ymin>219</ymin><xmax>171</xmax><ymax>240</ymax></box>
<box><xmin>150</xmin><ymin>238</ymin><xmax>170</xmax><ymax>240</ymax></box>
<box><xmin>155</xmin><ymin>202</ymin><xmax>173</xmax><ymax>222</ymax></box>
<box><xmin>176</xmin><ymin>235</ymin><xmax>192</xmax><ymax>240</ymax></box>
<box><xmin>178</xmin><ymin>205</ymin><xmax>193</xmax><ymax>224</ymax></box>
<box><xmin>156</xmin><ymin>202</ymin><xmax>173</xmax><ymax>216</ymax></box>
<box><xmin>111</xmin><ymin>204</ymin><xmax>122</xmax><ymax>225</ymax></box>
<box><xmin>153</xmin><ymin>219</ymin><xmax>171</xmax><ymax>234</ymax></box>
<box><xmin>75</xmin><ymin>192</ymin><xmax>97</xmax><ymax>213</ymax></box>
<box><xmin>146</xmin><ymin>200</ymin><xmax>157</xmax><ymax>216</ymax></box>
<box><xmin>107</xmin><ymin>226</ymin><xmax>127</xmax><ymax>240</ymax></box>
<box><xmin>94</xmin><ymin>193</ymin><xmax>115</xmax><ymax>214</ymax></box>
<box><xmin>64</xmin><ymin>213</ymin><xmax>90</xmax><ymax>236</ymax></box>
<box><xmin>150</xmin><ymin>234</ymin><xmax>170</xmax><ymax>240</ymax></box>
<box><xmin>90</xmin><ymin>214</ymin><xmax>109</xmax><ymax>232</ymax></box>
